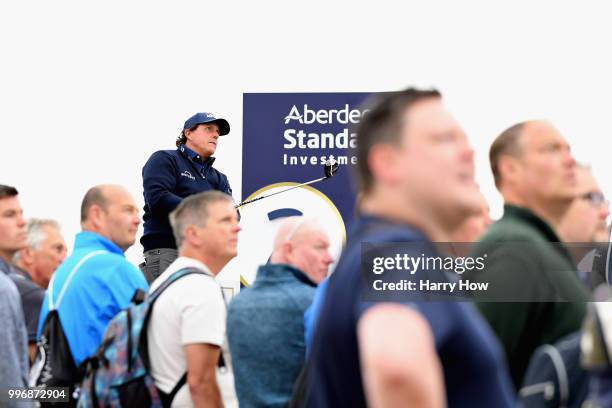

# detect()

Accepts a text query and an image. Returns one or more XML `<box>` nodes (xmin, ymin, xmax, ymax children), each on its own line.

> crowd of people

<box><xmin>1</xmin><ymin>88</ymin><xmax>612</xmax><ymax>407</ymax></box>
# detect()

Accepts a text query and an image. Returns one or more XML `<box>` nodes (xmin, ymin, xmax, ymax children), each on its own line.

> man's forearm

<box><xmin>189</xmin><ymin>378</ymin><xmax>222</xmax><ymax>408</ymax></box>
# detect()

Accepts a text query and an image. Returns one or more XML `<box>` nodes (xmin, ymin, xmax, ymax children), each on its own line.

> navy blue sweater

<box><xmin>141</xmin><ymin>145</ymin><xmax>232</xmax><ymax>251</ymax></box>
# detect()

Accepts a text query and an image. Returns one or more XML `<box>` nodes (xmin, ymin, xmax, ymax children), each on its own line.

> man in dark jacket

<box><xmin>465</xmin><ymin>120</ymin><xmax>590</xmax><ymax>389</ymax></box>
<box><xmin>141</xmin><ymin>112</ymin><xmax>233</xmax><ymax>282</ymax></box>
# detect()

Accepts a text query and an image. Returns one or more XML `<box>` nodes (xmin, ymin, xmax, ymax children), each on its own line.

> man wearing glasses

<box><xmin>559</xmin><ymin>164</ymin><xmax>610</xmax><ymax>288</ymax></box>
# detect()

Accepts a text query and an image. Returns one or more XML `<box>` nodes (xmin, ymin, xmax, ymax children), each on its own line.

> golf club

<box><xmin>235</xmin><ymin>159</ymin><xmax>340</xmax><ymax>208</ymax></box>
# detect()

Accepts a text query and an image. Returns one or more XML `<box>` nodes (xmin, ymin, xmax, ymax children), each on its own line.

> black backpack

<box><xmin>519</xmin><ymin>331</ymin><xmax>589</xmax><ymax>408</ymax></box>
<box><xmin>29</xmin><ymin>250</ymin><xmax>108</xmax><ymax>406</ymax></box>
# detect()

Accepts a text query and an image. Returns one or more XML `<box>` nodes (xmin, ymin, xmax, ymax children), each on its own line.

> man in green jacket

<box><xmin>466</xmin><ymin>120</ymin><xmax>590</xmax><ymax>389</ymax></box>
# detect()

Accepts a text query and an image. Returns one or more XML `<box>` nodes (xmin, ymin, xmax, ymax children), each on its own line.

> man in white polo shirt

<box><xmin>147</xmin><ymin>191</ymin><xmax>240</xmax><ymax>407</ymax></box>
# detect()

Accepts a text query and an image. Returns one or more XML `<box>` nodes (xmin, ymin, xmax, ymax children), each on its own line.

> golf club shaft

<box><xmin>235</xmin><ymin>176</ymin><xmax>327</xmax><ymax>208</ymax></box>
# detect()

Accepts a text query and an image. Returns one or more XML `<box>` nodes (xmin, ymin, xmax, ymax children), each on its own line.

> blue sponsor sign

<box><xmin>242</xmin><ymin>92</ymin><xmax>372</xmax><ymax>225</ymax></box>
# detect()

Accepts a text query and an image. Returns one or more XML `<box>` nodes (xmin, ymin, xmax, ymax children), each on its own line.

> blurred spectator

<box><xmin>0</xmin><ymin>185</ymin><xmax>45</xmax><ymax>362</ymax></box>
<box><xmin>559</xmin><ymin>164</ymin><xmax>609</xmax><ymax>244</ymax></box>
<box><xmin>304</xmin><ymin>189</ymin><xmax>491</xmax><ymax>354</ymax></box>
<box><xmin>13</xmin><ymin>218</ymin><xmax>67</xmax><ymax>289</ymax></box>
<box><xmin>37</xmin><ymin>184</ymin><xmax>148</xmax><ymax>366</ymax></box>
<box><xmin>305</xmin><ymin>191</ymin><xmax>490</xmax><ymax>356</ymax></box>
<box><xmin>304</xmin><ymin>88</ymin><xmax>515</xmax><ymax>407</ymax></box>
<box><xmin>581</xmin><ymin>290</ymin><xmax>612</xmax><ymax>407</ymax></box>
<box><xmin>147</xmin><ymin>191</ymin><xmax>239</xmax><ymax>407</ymax></box>
<box><xmin>466</xmin><ymin>120</ymin><xmax>590</xmax><ymax>389</ymax></box>
<box><xmin>559</xmin><ymin>164</ymin><xmax>610</xmax><ymax>288</ymax></box>
<box><xmin>450</xmin><ymin>189</ymin><xmax>492</xmax><ymax>243</ymax></box>
<box><xmin>0</xmin><ymin>185</ymin><xmax>30</xmax><ymax>404</ymax></box>
<box><xmin>228</xmin><ymin>217</ymin><xmax>332</xmax><ymax>407</ymax></box>
<box><xmin>140</xmin><ymin>113</ymin><xmax>233</xmax><ymax>282</ymax></box>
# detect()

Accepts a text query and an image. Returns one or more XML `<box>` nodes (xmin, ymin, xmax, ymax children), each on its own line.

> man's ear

<box><xmin>184</xmin><ymin>225</ymin><xmax>200</xmax><ymax>247</ymax></box>
<box><xmin>20</xmin><ymin>247</ymin><xmax>35</xmax><ymax>266</ymax></box>
<box><xmin>88</xmin><ymin>205</ymin><xmax>106</xmax><ymax>230</ymax></box>
<box><xmin>498</xmin><ymin>155</ymin><xmax>521</xmax><ymax>186</ymax></box>
<box><xmin>282</xmin><ymin>241</ymin><xmax>294</xmax><ymax>260</ymax></box>
<box><xmin>184</xmin><ymin>128</ymin><xmax>194</xmax><ymax>142</ymax></box>
<box><xmin>368</xmin><ymin>143</ymin><xmax>401</xmax><ymax>186</ymax></box>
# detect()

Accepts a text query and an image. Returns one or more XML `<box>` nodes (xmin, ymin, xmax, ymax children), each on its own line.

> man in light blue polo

<box><xmin>37</xmin><ymin>184</ymin><xmax>148</xmax><ymax>366</ymax></box>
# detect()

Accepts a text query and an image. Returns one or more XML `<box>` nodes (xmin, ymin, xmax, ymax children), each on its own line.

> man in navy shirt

<box><xmin>141</xmin><ymin>112</ymin><xmax>233</xmax><ymax>282</ymax></box>
<box><xmin>304</xmin><ymin>89</ymin><xmax>516</xmax><ymax>407</ymax></box>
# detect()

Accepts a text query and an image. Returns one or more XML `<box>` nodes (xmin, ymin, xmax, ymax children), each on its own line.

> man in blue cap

<box><xmin>140</xmin><ymin>112</ymin><xmax>233</xmax><ymax>282</ymax></box>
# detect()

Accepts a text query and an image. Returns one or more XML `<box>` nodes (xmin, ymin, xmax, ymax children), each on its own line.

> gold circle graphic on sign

<box><xmin>239</xmin><ymin>182</ymin><xmax>347</xmax><ymax>287</ymax></box>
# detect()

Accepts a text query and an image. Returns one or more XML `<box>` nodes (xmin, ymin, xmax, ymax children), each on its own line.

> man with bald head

<box><xmin>37</xmin><ymin>184</ymin><xmax>148</xmax><ymax>370</ymax></box>
<box><xmin>227</xmin><ymin>216</ymin><xmax>333</xmax><ymax>407</ymax></box>
<box><xmin>466</xmin><ymin>120</ymin><xmax>590</xmax><ymax>388</ymax></box>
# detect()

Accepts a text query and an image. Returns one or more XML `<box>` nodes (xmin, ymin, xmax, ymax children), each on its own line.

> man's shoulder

<box><xmin>59</xmin><ymin>250</ymin><xmax>140</xmax><ymax>283</ymax></box>
<box><xmin>0</xmin><ymin>257</ymin><xmax>13</xmax><ymax>274</ymax></box>
<box><xmin>144</xmin><ymin>149</ymin><xmax>180</xmax><ymax>166</ymax></box>
<box><xmin>154</xmin><ymin>269</ymin><xmax>219</xmax><ymax>299</ymax></box>
<box><xmin>285</xmin><ymin>277</ymin><xmax>317</xmax><ymax>300</ymax></box>
<box><xmin>9</xmin><ymin>273</ymin><xmax>44</xmax><ymax>300</ymax></box>
<box><xmin>474</xmin><ymin>218</ymin><xmax>554</xmax><ymax>258</ymax></box>
<box><xmin>227</xmin><ymin>286</ymin><xmax>257</xmax><ymax>314</ymax></box>
<box><xmin>350</xmin><ymin>218</ymin><xmax>425</xmax><ymax>242</ymax></box>
<box><xmin>209</xmin><ymin>164</ymin><xmax>229</xmax><ymax>179</ymax></box>
<box><xmin>76</xmin><ymin>250</ymin><xmax>135</xmax><ymax>270</ymax></box>
<box><xmin>0</xmin><ymin>271</ymin><xmax>19</xmax><ymax>298</ymax></box>
<box><xmin>230</xmin><ymin>277</ymin><xmax>306</xmax><ymax>309</ymax></box>
<box><xmin>334</xmin><ymin>222</ymin><xmax>428</xmax><ymax>278</ymax></box>
<box><xmin>480</xmin><ymin>217</ymin><xmax>546</xmax><ymax>243</ymax></box>
<box><xmin>475</xmin><ymin>218</ymin><xmax>565</xmax><ymax>265</ymax></box>
<box><xmin>0</xmin><ymin>274</ymin><xmax>22</xmax><ymax>323</ymax></box>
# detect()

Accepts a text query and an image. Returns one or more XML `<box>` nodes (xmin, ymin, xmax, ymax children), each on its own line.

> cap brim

<box><xmin>212</xmin><ymin>119</ymin><xmax>230</xmax><ymax>136</ymax></box>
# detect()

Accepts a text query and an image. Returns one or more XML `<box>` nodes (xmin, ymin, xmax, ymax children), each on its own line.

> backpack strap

<box><xmin>139</xmin><ymin>267</ymin><xmax>212</xmax><ymax>406</ymax></box>
<box><xmin>148</xmin><ymin>267</ymin><xmax>211</xmax><ymax>304</ymax></box>
<box><xmin>48</xmin><ymin>250</ymin><xmax>108</xmax><ymax>310</ymax></box>
<box><xmin>160</xmin><ymin>373</ymin><xmax>188</xmax><ymax>408</ymax></box>
<box><xmin>540</xmin><ymin>344</ymin><xmax>569</xmax><ymax>406</ymax></box>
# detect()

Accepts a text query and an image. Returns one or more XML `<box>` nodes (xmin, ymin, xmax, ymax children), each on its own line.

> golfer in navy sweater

<box><xmin>140</xmin><ymin>112</ymin><xmax>233</xmax><ymax>282</ymax></box>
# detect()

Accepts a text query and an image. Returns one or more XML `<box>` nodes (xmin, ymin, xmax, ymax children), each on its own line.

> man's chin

<box><xmin>119</xmin><ymin>239</ymin><xmax>136</xmax><ymax>252</ymax></box>
<box><xmin>594</xmin><ymin>230</ymin><xmax>610</xmax><ymax>243</ymax></box>
<box><xmin>457</xmin><ymin>194</ymin><xmax>484</xmax><ymax>215</ymax></box>
<box><xmin>15</xmin><ymin>238</ymin><xmax>28</xmax><ymax>249</ymax></box>
<box><xmin>555</xmin><ymin>189</ymin><xmax>578</xmax><ymax>203</ymax></box>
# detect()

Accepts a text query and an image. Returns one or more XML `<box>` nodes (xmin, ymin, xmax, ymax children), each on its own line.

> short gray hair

<box><xmin>169</xmin><ymin>191</ymin><xmax>233</xmax><ymax>248</ymax></box>
<box><xmin>13</xmin><ymin>218</ymin><xmax>61</xmax><ymax>263</ymax></box>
